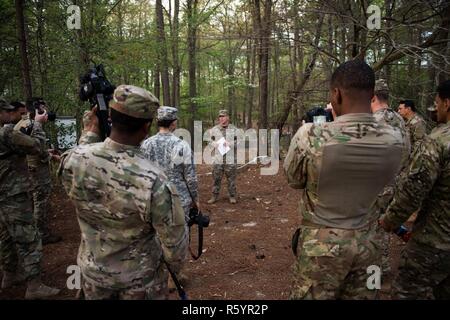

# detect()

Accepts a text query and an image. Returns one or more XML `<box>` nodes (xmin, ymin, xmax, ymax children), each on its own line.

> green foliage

<box><xmin>1</xmin><ymin>0</ymin><xmax>448</xmax><ymax>131</ymax></box>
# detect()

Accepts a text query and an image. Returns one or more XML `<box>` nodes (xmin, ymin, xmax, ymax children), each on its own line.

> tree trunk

<box><xmin>36</xmin><ymin>0</ymin><xmax>48</xmax><ymax>97</ymax></box>
<box><xmin>171</xmin><ymin>0</ymin><xmax>180</xmax><ymax>107</ymax></box>
<box><xmin>15</xmin><ymin>0</ymin><xmax>32</xmax><ymax>101</ymax></box>
<box><xmin>275</xmin><ymin>13</ymin><xmax>325</xmax><ymax>131</ymax></box>
<box><xmin>153</xmin><ymin>65</ymin><xmax>161</xmax><ymax>101</ymax></box>
<box><xmin>187</xmin><ymin>0</ymin><xmax>198</xmax><ymax>134</ymax></box>
<box><xmin>254</xmin><ymin>0</ymin><xmax>272</xmax><ymax>129</ymax></box>
<box><xmin>156</xmin><ymin>0</ymin><xmax>171</xmax><ymax>105</ymax></box>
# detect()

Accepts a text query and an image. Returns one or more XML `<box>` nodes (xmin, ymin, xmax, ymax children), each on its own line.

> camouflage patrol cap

<box><xmin>218</xmin><ymin>109</ymin><xmax>229</xmax><ymax>117</ymax></box>
<box><xmin>375</xmin><ymin>79</ymin><xmax>389</xmax><ymax>93</ymax></box>
<box><xmin>0</xmin><ymin>98</ymin><xmax>14</xmax><ymax>111</ymax></box>
<box><xmin>110</xmin><ymin>85</ymin><xmax>159</xmax><ymax>120</ymax></box>
<box><xmin>157</xmin><ymin>106</ymin><xmax>178</xmax><ymax>121</ymax></box>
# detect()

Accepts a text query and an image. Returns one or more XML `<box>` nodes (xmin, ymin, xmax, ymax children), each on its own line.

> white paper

<box><xmin>217</xmin><ymin>137</ymin><xmax>230</xmax><ymax>156</ymax></box>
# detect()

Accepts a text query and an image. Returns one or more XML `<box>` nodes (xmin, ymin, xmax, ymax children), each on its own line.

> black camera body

<box><xmin>304</xmin><ymin>106</ymin><xmax>334</xmax><ymax>123</ymax></box>
<box><xmin>30</xmin><ymin>98</ymin><xmax>57</xmax><ymax>122</ymax></box>
<box><xmin>188</xmin><ymin>207</ymin><xmax>210</xmax><ymax>228</ymax></box>
<box><xmin>79</xmin><ymin>64</ymin><xmax>115</xmax><ymax>140</ymax></box>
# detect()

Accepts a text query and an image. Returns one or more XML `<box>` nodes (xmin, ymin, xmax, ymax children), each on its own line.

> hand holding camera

<box><xmin>31</xmin><ymin>98</ymin><xmax>57</xmax><ymax>122</ymax></box>
<box><xmin>82</xmin><ymin>106</ymin><xmax>101</xmax><ymax>135</ymax></box>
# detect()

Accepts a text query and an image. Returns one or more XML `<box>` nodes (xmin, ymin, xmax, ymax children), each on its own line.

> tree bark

<box><xmin>15</xmin><ymin>0</ymin><xmax>32</xmax><ymax>100</ymax></box>
<box><xmin>275</xmin><ymin>13</ymin><xmax>325</xmax><ymax>131</ymax></box>
<box><xmin>187</xmin><ymin>0</ymin><xmax>198</xmax><ymax>134</ymax></box>
<box><xmin>254</xmin><ymin>0</ymin><xmax>272</xmax><ymax>129</ymax></box>
<box><xmin>171</xmin><ymin>0</ymin><xmax>180</xmax><ymax>107</ymax></box>
<box><xmin>156</xmin><ymin>0</ymin><xmax>171</xmax><ymax>105</ymax></box>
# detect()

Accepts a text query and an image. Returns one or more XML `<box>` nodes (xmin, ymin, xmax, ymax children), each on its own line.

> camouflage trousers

<box><xmin>392</xmin><ymin>239</ymin><xmax>450</xmax><ymax>300</ymax></box>
<box><xmin>212</xmin><ymin>164</ymin><xmax>237</xmax><ymax>197</ymax></box>
<box><xmin>29</xmin><ymin>165</ymin><xmax>52</xmax><ymax>238</ymax></box>
<box><xmin>375</xmin><ymin>226</ymin><xmax>392</xmax><ymax>278</ymax></box>
<box><xmin>290</xmin><ymin>223</ymin><xmax>381</xmax><ymax>300</ymax></box>
<box><xmin>82</xmin><ymin>264</ymin><xmax>169</xmax><ymax>300</ymax></box>
<box><xmin>0</xmin><ymin>192</ymin><xmax>42</xmax><ymax>280</ymax></box>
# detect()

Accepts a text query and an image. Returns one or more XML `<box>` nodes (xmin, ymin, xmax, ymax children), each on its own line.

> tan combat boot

<box><xmin>25</xmin><ymin>278</ymin><xmax>60</xmax><ymax>299</ymax></box>
<box><xmin>207</xmin><ymin>194</ymin><xmax>218</xmax><ymax>204</ymax></box>
<box><xmin>1</xmin><ymin>271</ymin><xmax>26</xmax><ymax>289</ymax></box>
<box><xmin>229</xmin><ymin>197</ymin><xmax>237</xmax><ymax>204</ymax></box>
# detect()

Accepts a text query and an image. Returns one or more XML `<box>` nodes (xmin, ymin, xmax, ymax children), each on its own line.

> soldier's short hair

<box><xmin>157</xmin><ymin>119</ymin><xmax>176</xmax><ymax>128</ymax></box>
<box><xmin>375</xmin><ymin>91</ymin><xmax>389</xmax><ymax>103</ymax></box>
<box><xmin>437</xmin><ymin>80</ymin><xmax>450</xmax><ymax>100</ymax></box>
<box><xmin>374</xmin><ymin>79</ymin><xmax>389</xmax><ymax>103</ymax></box>
<box><xmin>10</xmin><ymin>101</ymin><xmax>26</xmax><ymax>111</ymax></box>
<box><xmin>110</xmin><ymin>108</ymin><xmax>151</xmax><ymax>134</ymax></box>
<box><xmin>330</xmin><ymin>59</ymin><xmax>375</xmax><ymax>92</ymax></box>
<box><xmin>399</xmin><ymin>100</ymin><xmax>416</xmax><ymax>112</ymax></box>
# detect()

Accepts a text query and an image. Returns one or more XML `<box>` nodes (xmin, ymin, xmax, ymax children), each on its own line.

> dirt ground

<box><xmin>0</xmin><ymin>163</ymin><xmax>407</xmax><ymax>300</ymax></box>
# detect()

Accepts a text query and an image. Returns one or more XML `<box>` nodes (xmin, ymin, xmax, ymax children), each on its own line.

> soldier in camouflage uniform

<box><xmin>380</xmin><ymin>80</ymin><xmax>450</xmax><ymax>299</ymax></box>
<box><xmin>370</xmin><ymin>80</ymin><xmax>410</xmax><ymax>279</ymax></box>
<box><xmin>284</xmin><ymin>60</ymin><xmax>408</xmax><ymax>299</ymax></box>
<box><xmin>206</xmin><ymin>110</ymin><xmax>239</xmax><ymax>204</ymax></box>
<box><xmin>59</xmin><ymin>85</ymin><xmax>188</xmax><ymax>300</ymax></box>
<box><xmin>141</xmin><ymin>106</ymin><xmax>199</xmax><ymax>220</ymax></box>
<box><xmin>0</xmin><ymin>98</ymin><xmax>60</xmax><ymax>299</ymax></box>
<box><xmin>398</xmin><ymin>100</ymin><xmax>427</xmax><ymax>148</ymax></box>
<box><xmin>13</xmin><ymin>101</ymin><xmax>61</xmax><ymax>244</ymax></box>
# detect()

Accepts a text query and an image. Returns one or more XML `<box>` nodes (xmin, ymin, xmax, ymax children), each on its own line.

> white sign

<box><xmin>56</xmin><ymin>117</ymin><xmax>77</xmax><ymax>150</ymax></box>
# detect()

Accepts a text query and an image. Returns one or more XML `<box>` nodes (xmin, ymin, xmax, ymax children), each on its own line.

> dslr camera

<box><xmin>188</xmin><ymin>207</ymin><xmax>210</xmax><ymax>228</ymax></box>
<box><xmin>29</xmin><ymin>98</ymin><xmax>57</xmax><ymax>122</ymax></box>
<box><xmin>79</xmin><ymin>64</ymin><xmax>116</xmax><ymax>140</ymax></box>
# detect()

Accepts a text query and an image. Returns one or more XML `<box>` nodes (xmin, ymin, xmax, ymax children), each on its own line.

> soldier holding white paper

<box><xmin>206</xmin><ymin>110</ymin><xmax>239</xmax><ymax>204</ymax></box>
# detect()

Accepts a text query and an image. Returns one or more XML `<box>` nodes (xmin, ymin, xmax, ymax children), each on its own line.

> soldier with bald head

<box><xmin>285</xmin><ymin>60</ymin><xmax>408</xmax><ymax>299</ymax></box>
<box><xmin>59</xmin><ymin>85</ymin><xmax>188</xmax><ymax>300</ymax></box>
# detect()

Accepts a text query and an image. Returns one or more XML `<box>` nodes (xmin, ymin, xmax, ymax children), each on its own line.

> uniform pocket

<box><xmin>301</xmin><ymin>228</ymin><xmax>340</xmax><ymax>257</ymax></box>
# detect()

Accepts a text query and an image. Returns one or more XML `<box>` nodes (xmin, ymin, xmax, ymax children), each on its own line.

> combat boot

<box><xmin>229</xmin><ymin>197</ymin><xmax>237</xmax><ymax>204</ymax></box>
<box><xmin>1</xmin><ymin>271</ymin><xmax>26</xmax><ymax>289</ymax></box>
<box><xmin>207</xmin><ymin>194</ymin><xmax>218</xmax><ymax>204</ymax></box>
<box><xmin>25</xmin><ymin>278</ymin><xmax>60</xmax><ymax>299</ymax></box>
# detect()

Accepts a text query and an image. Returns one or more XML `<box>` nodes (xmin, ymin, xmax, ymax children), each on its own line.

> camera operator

<box><xmin>0</xmin><ymin>98</ymin><xmax>60</xmax><ymax>298</ymax></box>
<box><xmin>14</xmin><ymin>99</ymin><xmax>62</xmax><ymax>245</ymax></box>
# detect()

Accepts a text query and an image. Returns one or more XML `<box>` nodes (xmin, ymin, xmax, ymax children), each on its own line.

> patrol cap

<box><xmin>110</xmin><ymin>84</ymin><xmax>159</xmax><ymax>120</ymax></box>
<box><xmin>375</xmin><ymin>79</ymin><xmax>389</xmax><ymax>93</ymax></box>
<box><xmin>0</xmin><ymin>98</ymin><xmax>14</xmax><ymax>111</ymax></box>
<box><xmin>218</xmin><ymin>109</ymin><xmax>229</xmax><ymax>117</ymax></box>
<box><xmin>157</xmin><ymin>106</ymin><xmax>178</xmax><ymax>121</ymax></box>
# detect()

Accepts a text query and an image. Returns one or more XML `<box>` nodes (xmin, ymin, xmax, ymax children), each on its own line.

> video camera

<box><xmin>28</xmin><ymin>98</ymin><xmax>57</xmax><ymax>122</ymax></box>
<box><xmin>79</xmin><ymin>64</ymin><xmax>115</xmax><ymax>140</ymax></box>
<box><xmin>304</xmin><ymin>106</ymin><xmax>334</xmax><ymax>124</ymax></box>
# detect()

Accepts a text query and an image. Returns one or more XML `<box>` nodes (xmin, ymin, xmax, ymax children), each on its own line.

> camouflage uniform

<box><xmin>14</xmin><ymin>115</ymin><xmax>52</xmax><ymax>239</ymax></box>
<box><xmin>141</xmin><ymin>106</ymin><xmax>199</xmax><ymax>220</ymax></box>
<box><xmin>372</xmin><ymin>80</ymin><xmax>411</xmax><ymax>278</ymax></box>
<box><xmin>405</xmin><ymin>113</ymin><xmax>427</xmax><ymax>148</ymax></box>
<box><xmin>207</xmin><ymin>110</ymin><xmax>239</xmax><ymax>199</ymax></box>
<box><xmin>284</xmin><ymin>113</ymin><xmax>408</xmax><ymax>299</ymax></box>
<box><xmin>382</xmin><ymin>121</ymin><xmax>450</xmax><ymax>299</ymax></box>
<box><xmin>59</xmin><ymin>85</ymin><xmax>188</xmax><ymax>300</ymax></box>
<box><xmin>0</xmin><ymin>100</ymin><xmax>47</xmax><ymax>281</ymax></box>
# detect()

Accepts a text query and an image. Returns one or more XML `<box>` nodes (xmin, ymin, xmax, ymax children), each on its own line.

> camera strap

<box><xmin>163</xmin><ymin>260</ymin><xmax>188</xmax><ymax>300</ymax></box>
<box><xmin>189</xmin><ymin>223</ymin><xmax>204</xmax><ymax>260</ymax></box>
